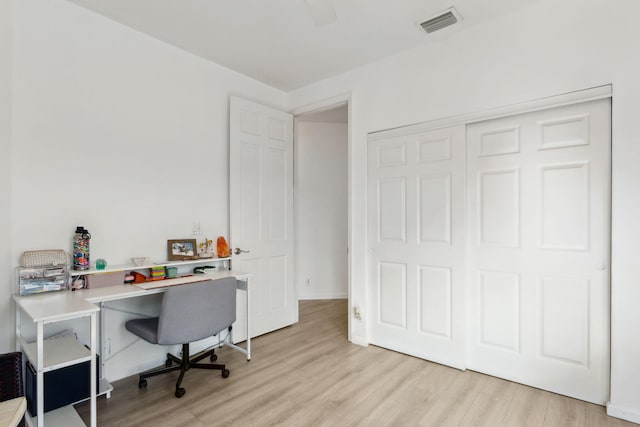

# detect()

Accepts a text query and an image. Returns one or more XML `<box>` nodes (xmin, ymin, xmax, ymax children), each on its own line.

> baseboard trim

<box><xmin>607</xmin><ymin>401</ymin><xmax>640</xmax><ymax>423</ymax></box>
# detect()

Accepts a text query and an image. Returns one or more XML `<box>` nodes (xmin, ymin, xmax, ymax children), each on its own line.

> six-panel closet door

<box><xmin>368</xmin><ymin>125</ymin><xmax>466</xmax><ymax>369</ymax></box>
<box><xmin>466</xmin><ymin>98</ymin><xmax>611</xmax><ymax>404</ymax></box>
<box><xmin>367</xmin><ymin>97</ymin><xmax>611</xmax><ymax>404</ymax></box>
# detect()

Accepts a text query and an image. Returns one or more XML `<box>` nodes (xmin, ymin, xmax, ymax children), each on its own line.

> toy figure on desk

<box><xmin>198</xmin><ymin>238</ymin><xmax>215</xmax><ymax>258</ymax></box>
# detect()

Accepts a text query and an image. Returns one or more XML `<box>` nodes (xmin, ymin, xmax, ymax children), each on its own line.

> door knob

<box><xmin>234</xmin><ymin>248</ymin><xmax>250</xmax><ymax>255</ymax></box>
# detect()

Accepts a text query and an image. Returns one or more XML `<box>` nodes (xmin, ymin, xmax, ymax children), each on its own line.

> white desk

<box><xmin>76</xmin><ymin>270</ymin><xmax>252</xmax><ymax>369</ymax></box>
<box><xmin>14</xmin><ymin>271</ymin><xmax>250</xmax><ymax>427</ymax></box>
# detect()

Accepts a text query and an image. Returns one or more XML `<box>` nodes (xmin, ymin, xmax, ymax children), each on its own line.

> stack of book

<box><xmin>150</xmin><ymin>266</ymin><xmax>165</xmax><ymax>281</ymax></box>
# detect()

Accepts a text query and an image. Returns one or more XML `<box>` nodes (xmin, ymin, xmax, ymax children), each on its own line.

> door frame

<box><xmin>291</xmin><ymin>93</ymin><xmax>353</xmax><ymax>341</ymax></box>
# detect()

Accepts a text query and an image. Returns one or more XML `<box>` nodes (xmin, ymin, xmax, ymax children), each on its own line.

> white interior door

<box><xmin>466</xmin><ymin>98</ymin><xmax>611</xmax><ymax>404</ymax></box>
<box><xmin>368</xmin><ymin>125</ymin><xmax>466</xmax><ymax>369</ymax></box>
<box><xmin>230</xmin><ymin>96</ymin><xmax>297</xmax><ymax>339</ymax></box>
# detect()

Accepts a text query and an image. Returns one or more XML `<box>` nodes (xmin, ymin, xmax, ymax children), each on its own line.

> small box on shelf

<box><xmin>86</xmin><ymin>271</ymin><xmax>125</xmax><ymax>289</ymax></box>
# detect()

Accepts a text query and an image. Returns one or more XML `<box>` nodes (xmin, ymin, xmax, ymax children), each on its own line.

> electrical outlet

<box><xmin>353</xmin><ymin>306</ymin><xmax>361</xmax><ymax>320</ymax></box>
<box><xmin>305</xmin><ymin>278</ymin><xmax>311</xmax><ymax>287</ymax></box>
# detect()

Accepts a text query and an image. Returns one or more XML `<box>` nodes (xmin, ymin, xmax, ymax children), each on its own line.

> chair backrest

<box><xmin>156</xmin><ymin>278</ymin><xmax>237</xmax><ymax>345</ymax></box>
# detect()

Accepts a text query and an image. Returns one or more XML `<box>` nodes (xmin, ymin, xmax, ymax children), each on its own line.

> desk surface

<box><xmin>0</xmin><ymin>397</ymin><xmax>26</xmax><ymax>427</ymax></box>
<box><xmin>13</xmin><ymin>291</ymin><xmax>99</xmax><ymax>323</ymax></box>
<box><xmin>15</xmin><ymin>271</ymin><xmax>250</xmax><ymax>320</ymax></box>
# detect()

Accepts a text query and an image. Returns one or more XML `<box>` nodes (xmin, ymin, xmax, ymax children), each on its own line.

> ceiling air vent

<box><xmin>419</xmin><ymin>8</ymin><xmax>461</xmax><ymax>34</ymax></box>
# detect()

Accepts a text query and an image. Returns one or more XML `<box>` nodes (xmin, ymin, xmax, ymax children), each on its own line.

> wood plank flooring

<box><xmin>76</xmin><ymin>300</ymin><xmax>635</xmax><ymax>426</ymax></box>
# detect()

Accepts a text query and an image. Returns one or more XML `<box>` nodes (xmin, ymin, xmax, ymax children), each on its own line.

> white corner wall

<box><xmin>0</xmin><ymin>0</ymin><xmax>13</xmax><ymax>353</ymax></box>
<box><xmin>6</xmin><ymin>0</ymin><xmax>286</xmax><ymax>374</ymax></box>
<box><xmin>288</xmin><ymin>0</ymin><xmax>640</xmax><ymax>422</ymax></box>
<box><xmin>295</xmin><ymin>121</ymin><xmax>348</xmax><ymax>300</ymax></box>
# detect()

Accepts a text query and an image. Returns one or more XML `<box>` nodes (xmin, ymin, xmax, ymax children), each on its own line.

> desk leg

<box><xmin>90</xmin><ymin>312</ymin><xmax>97</xmax><ymax>427</ymax></box>
<box><xmin>246</xmin><ymin>277</ymin><xmax>251</xmax><ymax>361</ymax></box>
<box><xmin>36</xmin><ymin>321</ymin><xmax>44</xmax><ymax>427</ymax></box>
<box><xmin>227</xmin><ymin>278</ymin><xmax>251</xmax><ymax>361</ymax></box>
<box><xmin>99</xmin><ymin>302</ymin><xmax>105</xmax><ymax>381</ymax></box>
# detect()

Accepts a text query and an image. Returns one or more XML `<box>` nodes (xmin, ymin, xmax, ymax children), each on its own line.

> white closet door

<box><xmin>466</xmin><ymin>98</ymin><xmax>611</xmax><ymax>404</ymax></box>
<box><xmin>368</xmin><ymin>125</ymin><xmax>466</xmax><ymax>369</ymax></box>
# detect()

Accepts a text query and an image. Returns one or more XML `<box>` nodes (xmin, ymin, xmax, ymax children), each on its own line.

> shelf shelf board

<box><xmin>27</xmin><ymin>404</ymin><xmax>86</xmax><ymax>427</ymax></box>
<box><xmin>22</xmin><ymin>335</ymin><xmax>91</xmax><ymax>372</ymax></box>
<box><xmin>69</xmin><ymin>257</ymin><xmax>231</xmax><ymax>277</ymax></box>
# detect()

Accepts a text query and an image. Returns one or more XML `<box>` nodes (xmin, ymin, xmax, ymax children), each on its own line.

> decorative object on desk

<box><xmin>95</xmin><ymin>258</ymin><xmax>107</xmax><ymax>270</ymax></box>
<box><xmin>20</xmin><ymin>249</ymin><xmax>67</xmax><ymax>268</ymax></box>
<box><xmin>167</xmin><ymin>239</ymin><xmax>198</xmax><ymax>261</ymax></box>
<box><xmin>150</xmin><ymin>266</ymin><xmax>166</xmax><ymax>281</ymax></box>
<box><xmin>131</xmin><ymin>271</ymin><xmax>147</xmax><ymax>283</ymax></box>
<box><xmin>165</xmin><ymin>266</ymin><xmax>178</xmax><ymax>278</ymax></box>
<box><xmin>72</xmin><ymin>226</ymin><xmax>91</xmax><ymax>271</ymax></box>
<box><xmin>131</xmin><ymin>256</ymin><xmax>149</xmax><ymax>267</ymax></box>
<box><xmin>216</xmin><ymin>236</ymin><xmax>231</xmax><ymax>258</ymax></box>
<box><xmin>198</xmin><ymin>238</ymin><xmax>215</xmax><ymax>258</ymax></box>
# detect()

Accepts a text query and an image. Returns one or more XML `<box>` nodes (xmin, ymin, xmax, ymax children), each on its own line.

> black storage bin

<box><xmin>25</xmin><ymin>353</ymin><xmax>99</xmax><ymax>416</ymax></box>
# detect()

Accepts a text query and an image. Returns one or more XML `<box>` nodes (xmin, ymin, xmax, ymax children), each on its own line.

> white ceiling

<box><xmin>66</xmin><ymin>0</ymin><xmax>539</xmax><ymax>91</ymax></box>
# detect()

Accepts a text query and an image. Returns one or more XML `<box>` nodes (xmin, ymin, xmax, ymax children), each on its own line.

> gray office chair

<box><xmin>125</xmin><ymin>278</ymin><xmax>236</xmax><ymax>398</ymax></box>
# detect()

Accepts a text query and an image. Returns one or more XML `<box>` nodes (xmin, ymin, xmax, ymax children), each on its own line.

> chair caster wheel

<box><xmin>175</xmin><ymin>388</ymin><xmax>186</xmax><ymax>398</ymax></box>
<box><xmin>222</xmin><ymin>369</ymin><xmax>230</xmax><ymax>378</ymax></box>
<box><xmin>165</xmin><ymin>359</ymin><xmax>172</xmax><ymax>367</ymax></box>
<box><xmin>138</xmin><ymin>379</ymin><xmax>147</xmax><ymax>389</ymax></box>
<box><xmin>210</xmin><ymin>353</ymin><xmax>218</xmax><ymax>362</ymax></box>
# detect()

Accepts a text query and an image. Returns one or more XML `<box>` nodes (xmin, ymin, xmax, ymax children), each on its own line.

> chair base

<box><xmin>137</xmin><ymin>343</ymin><xmax>229</xmax><ymax>398</ymax></box>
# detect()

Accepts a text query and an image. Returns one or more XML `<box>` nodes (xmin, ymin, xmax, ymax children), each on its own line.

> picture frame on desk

<box><xmin>167</xmin><ymin>239</ymin><xmax>198</xmax><ymax>261</ymax></box>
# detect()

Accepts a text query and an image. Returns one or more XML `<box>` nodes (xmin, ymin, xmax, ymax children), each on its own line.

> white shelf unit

<box><xmin>69</xmin><ymin>257</ymin><xmax>232</xmax><ymax>277</ymax></box>
<box><xmin>14</xmin><ymin>293</ymin><xmax>99</xmax><ymax>427</ymax></box>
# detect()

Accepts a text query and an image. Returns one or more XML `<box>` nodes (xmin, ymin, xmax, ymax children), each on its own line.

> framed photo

<box><xmin>167</xmin><ymin>239</ymin><xmax>198</xmax><ymax>261</ymax></box>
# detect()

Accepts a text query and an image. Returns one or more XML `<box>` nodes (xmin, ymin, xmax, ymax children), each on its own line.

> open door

<box><xmin>229</xmin><ymin>96</ymin><xmax>297</xmax><ymax>339</ymax></box>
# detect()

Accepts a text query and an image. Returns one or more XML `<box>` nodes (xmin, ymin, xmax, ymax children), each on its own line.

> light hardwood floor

<box><xmin>76</xmin><ymin>300</ymin><xmax>635</xmax><ymax>426</ymax></box>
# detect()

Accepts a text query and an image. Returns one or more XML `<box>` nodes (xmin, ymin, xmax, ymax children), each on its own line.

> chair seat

<box><xmin>125</xmin><ymin>318</ymin><xmax>159</xmax><ymax>344</ymax></box>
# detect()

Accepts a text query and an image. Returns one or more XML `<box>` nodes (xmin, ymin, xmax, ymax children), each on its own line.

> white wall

<box><xmin>0</xmin><ymin>0</ymin><xmax>13</xmax><ymax>353</ymax></box>
<box><xmin>295</xmin><ymin>121</ymin><xmax>347</xmax><ymax>300</ymax></box>
<box><xmin>288</xmin><ymin>0</ymin><xmax>640</xmax><ymax>422</ymax></box>
<box><xmin>7</xmin><ymin>0</ymin><xmax>286</xmax><ymax>377</ymax></box>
